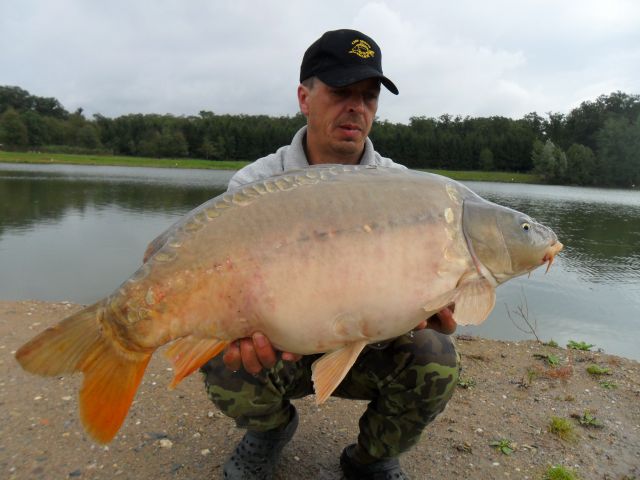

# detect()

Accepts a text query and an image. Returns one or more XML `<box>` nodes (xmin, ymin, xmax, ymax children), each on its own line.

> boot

<box><xmin>222</xmin><ymin>405</ymin><xmax>298</xmax><ymax>480</ymax></box>
<box><xmin>340</xmin><ymin>443</ymin><xmax>409</xmax><ymax>480</ymax></box>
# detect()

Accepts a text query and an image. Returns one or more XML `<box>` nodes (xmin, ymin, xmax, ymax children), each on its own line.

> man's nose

<box><xmin>347</xmin><ymin>94</ymin><xmax>365</xmax><ymax>113</ymax></box>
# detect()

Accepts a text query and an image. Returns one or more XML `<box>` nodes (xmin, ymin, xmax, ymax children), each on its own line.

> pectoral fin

<box><xmin>422</xmin><ymin>290</ymin><xmax>457</xmax><ymax>318</ymax></box>
<box><xmin>452</xmin><ymin>278</ymin><xmax>496</xmax><ymax>326</ymax></box>
<box><xmin>311</xmin><ymin>340</ymin><xmax>368</xmax><ymax>404</ymax></box>
<box><xmin>165</xmin><ymin>337</ymin><xmax>228</xmax><ymax>389</ymax></box>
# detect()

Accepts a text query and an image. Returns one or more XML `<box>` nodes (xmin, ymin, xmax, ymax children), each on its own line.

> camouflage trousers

<box><xmin>200</xmin><ymin>329</ymin><xmax>460</xmax><ymax>459</ymax></box>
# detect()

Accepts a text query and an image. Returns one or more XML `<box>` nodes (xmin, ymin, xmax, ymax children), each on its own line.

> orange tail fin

<box><xmin>15</xmin><ymin>302</ymin><xmax>151</xmax><ymax>443</ymax></box>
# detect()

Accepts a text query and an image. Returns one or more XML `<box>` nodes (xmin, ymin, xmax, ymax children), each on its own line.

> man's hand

<box><xmin>222</xmin><ymin>332</ymin><xmax>302</xmax><ymax>374</ymax></box>
<box><xmin>417</xmin><ymin>306</ymin><xmax>457</xmax><ymax>335</ymax></box>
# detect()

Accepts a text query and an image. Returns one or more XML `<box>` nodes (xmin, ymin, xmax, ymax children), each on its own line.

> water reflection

<box><xmin>0</xmin><ymin>163</ymin><xmax>232</xmax><ymax>234</ymax></box>
<box><xmin>0</xmin><ymin>163</ymin><xmax>231</xmax><ymax>304</ymax></box>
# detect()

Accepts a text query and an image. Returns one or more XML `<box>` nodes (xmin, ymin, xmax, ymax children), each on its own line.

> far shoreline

<box><xmin>0</xmin><ymin>150</ymin><xmax>542</xmax><ymax>184</ymax></box>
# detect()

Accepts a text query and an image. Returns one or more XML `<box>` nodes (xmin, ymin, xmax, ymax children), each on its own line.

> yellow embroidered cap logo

<box><xmin>349</xmin><ymin>39</ymin><xmax>375</xmax><ymax>59</ymax></box>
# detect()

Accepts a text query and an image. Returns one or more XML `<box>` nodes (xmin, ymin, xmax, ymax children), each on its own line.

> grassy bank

<box><xmin>425</xmin><ymin>169</ymin><xmax>540</xmax><ymax>183</ymax></box>
<box><xmin>0</xmin><ymin>150</ymin><xmax>249</xmax><ymax>171</ymax></box>
<box><xmin>0</xmin><ymin>150</ymin><xmax>541</xmax><ymax>183</ymax></box>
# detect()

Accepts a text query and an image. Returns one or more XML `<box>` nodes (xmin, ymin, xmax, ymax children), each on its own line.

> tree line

<box><xmin>1</xmin><ymin>85</ymin><xmax>638</xmax><ymax>187</ymax></box>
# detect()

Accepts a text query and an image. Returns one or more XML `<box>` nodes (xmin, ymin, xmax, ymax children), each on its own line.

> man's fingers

<box><xmin>223</xmin><ymin>341</ymin><xmax>242</xmax><ymax>372</ymax></box>
<box><xmin>282</xmin><ymin>352</ymin><xmax>303</xmax><ymax>362</ymax></box>
<box><xmin>224</xmin><ymin>334</ymin><xmax>300</xmax><ymax>373</ymax></box>
<box><xmin>427</xmin><ymin>306</ymin><xmax>457</xmax><ymax>335</ymax></box>
<box><xmin>239</xmin><ymin>337</ymin><xmax>264</xmax><ymax>374</ymax></box>
<box><xmin>252</xmin><ymin>332</ymin><xmax>277</xmax><ymax>370</ymax></box>
<box><xmin>414</xmin><ymin>319</ymin><xmax>428</xmax><ymax>330</ymax></box>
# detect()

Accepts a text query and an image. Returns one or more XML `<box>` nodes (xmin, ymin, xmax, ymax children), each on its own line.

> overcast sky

<box><xmin>1</xmin><ymin>0</ymin><xmax>639</xmax><ymax>124</ymax></box>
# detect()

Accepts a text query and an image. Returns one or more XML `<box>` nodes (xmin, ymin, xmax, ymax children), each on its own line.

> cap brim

<box><xmin>317</xmin><ymin>66</ymin><xmax>399</xmax><ymax>95</ymax></box>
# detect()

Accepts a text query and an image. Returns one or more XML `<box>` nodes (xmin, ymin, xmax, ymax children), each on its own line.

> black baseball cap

<box><xmin>300</xmin><ymin>29</ymin><xmax>399</xmax><ymax>95</ymax></box>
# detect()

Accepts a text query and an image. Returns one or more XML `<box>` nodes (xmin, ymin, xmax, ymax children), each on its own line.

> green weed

<box><xmin>567</xmin><ymin>340</ymin><xmax>594</xmax><ymax>351</ymax></box>
<box><xmin>544</xmin><ymin>339</ymin><xmax>559</xmax><ymax>348</ymax></box>
<box><xmin>548</xmin><ymin>416</ymin><xmax>576</xmax><ymax>441</ymax></box>
<box><xmin>599</xmin><ymin>380</ymin><xmax>617</xmax><ymax>389</ymax></box>
<box><xmin>586</xmin><ymin>364</ymin><xmax>611</xmax><ymax>375</ymax></box>
<box><xmin>543</xmin><ymin>464</ymin><xmax>580</xmax><ymax>480</ymax></box>
<box><xmin>457</xmin><ymin>377</ymin><xmax>476</xmax><ymax>389</ymax></box>
<box><xmin>534</xmin><ymin>353</ymin><xmax>561</xmax><ymax>366</ymax></box>
<box><xmin>576</xmin><ymin>411</ymin><xmax>603</xmax><ymax>428</ymax></box>
<box><xmin>489</xmin><ymin>438</ymin><xmax>514</xmax><ymax>455</ymax></box>
<box><xmin>571</xmin><ymin>410</ymin><xmax>603</xmax><ymax>428</ymax></box>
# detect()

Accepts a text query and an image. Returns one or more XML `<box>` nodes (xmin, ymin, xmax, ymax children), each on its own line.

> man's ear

<box><xmin>297</xmin><ymin>84</ymin><xmax>310</xmax><ymax>117</ymax></box>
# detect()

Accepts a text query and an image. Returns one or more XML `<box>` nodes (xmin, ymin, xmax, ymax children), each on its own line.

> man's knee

<box><xmin>404</xmin><ymin>328</ymin><xmax>459</xmax><ymax>369</ymax></box>
<box><xmin>385</xmin><ymin>329</ymin><xmax>460</xmax><ymax>412</ymax></box>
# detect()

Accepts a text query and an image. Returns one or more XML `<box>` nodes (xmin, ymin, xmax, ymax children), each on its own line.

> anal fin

<box><xmin>165</xmin><ymin>337</ymin><xmax>228</xmax><ymax>389</ymax></box>
<box><xmin>311</xmin><ymin>340</ymin><xmax>368</xmax><ymax>404</ymax></box>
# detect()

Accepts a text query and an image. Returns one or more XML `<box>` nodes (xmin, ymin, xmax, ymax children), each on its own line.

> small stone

<box><xmin>193</xmin><ymin>432</ymin><xmax>201</xmax><ymax>438</ymax></box>
<box><xmin>493</xmin><ymin>462</ymin><xmax>500</xmax><ymax>466</ymax></box>
<box><xmin>159</xmin><ymin>439</ymin><xmax>173</xmax><ymax>448</ymax></box>
<box><xmin>200</xmin><ymin>449</ymin><xmax>211</xmax><ymax>456</ymax></box>
<box><xmin>207</xmin><ymin>411</ymin><xmax>214</xmax><ymax>418</ymax></box>
<box><xmin>69</xmin><ymin>469</ymin><xmax>81</xmax><ymax>477</ymax></box>
<box><xmin>62</xmin><ymin>396</ymin><xmax>72</xmax><ymax>401</ymax></box>
<box><xmin>294</xmin><ymin>455</ymin><xmax>300</xmax><ymax>461</ymax></box>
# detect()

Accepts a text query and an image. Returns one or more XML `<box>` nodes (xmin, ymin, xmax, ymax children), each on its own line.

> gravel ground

<box><xmin>1</xmin><ymin>300</ymin><xmax>639</xmax><ymax>480</ymax></box>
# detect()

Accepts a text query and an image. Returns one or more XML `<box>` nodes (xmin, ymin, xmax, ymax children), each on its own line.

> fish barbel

<box><xmin>16</xmin><ymin>165</ymin><xmax>562</xmax><ymax>443</ymax></box>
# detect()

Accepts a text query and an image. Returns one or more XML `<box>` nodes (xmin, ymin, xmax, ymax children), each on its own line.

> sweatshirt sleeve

<box><xmin>227</xmin><ymin>153</ymin><xmax>285</xmax><ymax>191</ymax></box>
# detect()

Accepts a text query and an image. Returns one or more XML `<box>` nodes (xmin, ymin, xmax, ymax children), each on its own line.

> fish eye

<box><xmin>521</xmin><ymin>222</ymin><xmax>531</xmax><ymax>232</ymax></box>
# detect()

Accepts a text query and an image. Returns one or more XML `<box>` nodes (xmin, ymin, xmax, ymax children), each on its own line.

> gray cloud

<box><xmin>1</xmin><ymin>0</ymin><xmax>638</xmax><ymax>123</ymax></box>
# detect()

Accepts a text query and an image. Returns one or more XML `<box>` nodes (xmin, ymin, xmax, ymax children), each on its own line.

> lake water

<box><xmin>1</xmin><ymin>162</ymin><xmax>639</xmax><ymax>360</ymax></box>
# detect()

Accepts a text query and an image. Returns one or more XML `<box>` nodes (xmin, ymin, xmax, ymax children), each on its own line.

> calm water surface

<box><xmin>1</xmin><ymin>163</ymin><xmax>638</xmax><ymax>359</ymax></box>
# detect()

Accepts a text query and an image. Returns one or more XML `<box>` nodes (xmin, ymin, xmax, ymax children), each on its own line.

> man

<box><xmin>200</xmin><ymin>29</ymin><xmax>460</xmax><ymax>480</ymax></box>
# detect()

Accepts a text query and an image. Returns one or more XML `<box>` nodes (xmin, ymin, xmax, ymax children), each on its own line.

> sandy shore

<box><xmin>1</xmin><ymin>300</ymin><xmax>639</xmax><ymax>479</ymax></box>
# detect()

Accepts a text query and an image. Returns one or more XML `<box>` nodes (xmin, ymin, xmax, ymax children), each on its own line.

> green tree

<box><xmin>596</xmin><ymin>115</ymin><xmax>640</xmax><ymax>187</ymax></box>
<box><xmin>77</xmin><ymin>124</ymin><xmax>102</xmax><ymax>149</ymax></box>
<box><xmin>137</xmin><ymin>131</ymin><xmax>161</xmax><ymax>157</ymax></box>
<box><xmin>564</xmin><ymin>92</ymin><xmax>640</xmax><ymax>151</ymax></box>
<box><xmin>0</xmin><ymin>86</ymin><xmax>32</xmax><ymax>113</ymax></box>
<box><xmin>532</xmin><ymin>139</ymin><xmax>567</xmax><ymax>183</ymax></box>
<box><xmin>21</xmin><ymin>111</ymin><xmax>49</xmax><ymax>146</ymax></box>
<box><xmin>566</xmin><ymin>143</ymin><xmax>596</xmax><ymax>185</ymax></box>
<box><xmin>479</xmin><ymin>147</ymin><xmax>494</xmax><ymax>171</ymax></box>
<box><xmin>157</xmin><ymin>128</ymin><xmax>188</xmax><ymax>157</ymax></box>
<box><xmin>0</xmin><ymin>107</ymin><xmax>29</xmax><ymax>147</ymax></box>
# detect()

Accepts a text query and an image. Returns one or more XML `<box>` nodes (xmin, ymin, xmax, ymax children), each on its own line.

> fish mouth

<box><xmin>542</xmin><ymin>241</ymin><xmax>563</xmax><ymax>273</ymax></box>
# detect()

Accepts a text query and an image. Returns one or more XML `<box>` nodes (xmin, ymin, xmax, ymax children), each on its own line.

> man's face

<box><xmin>298</xmin><ymin>78</ymin><xmax>380</xmax><ymax>162</ymax></box>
